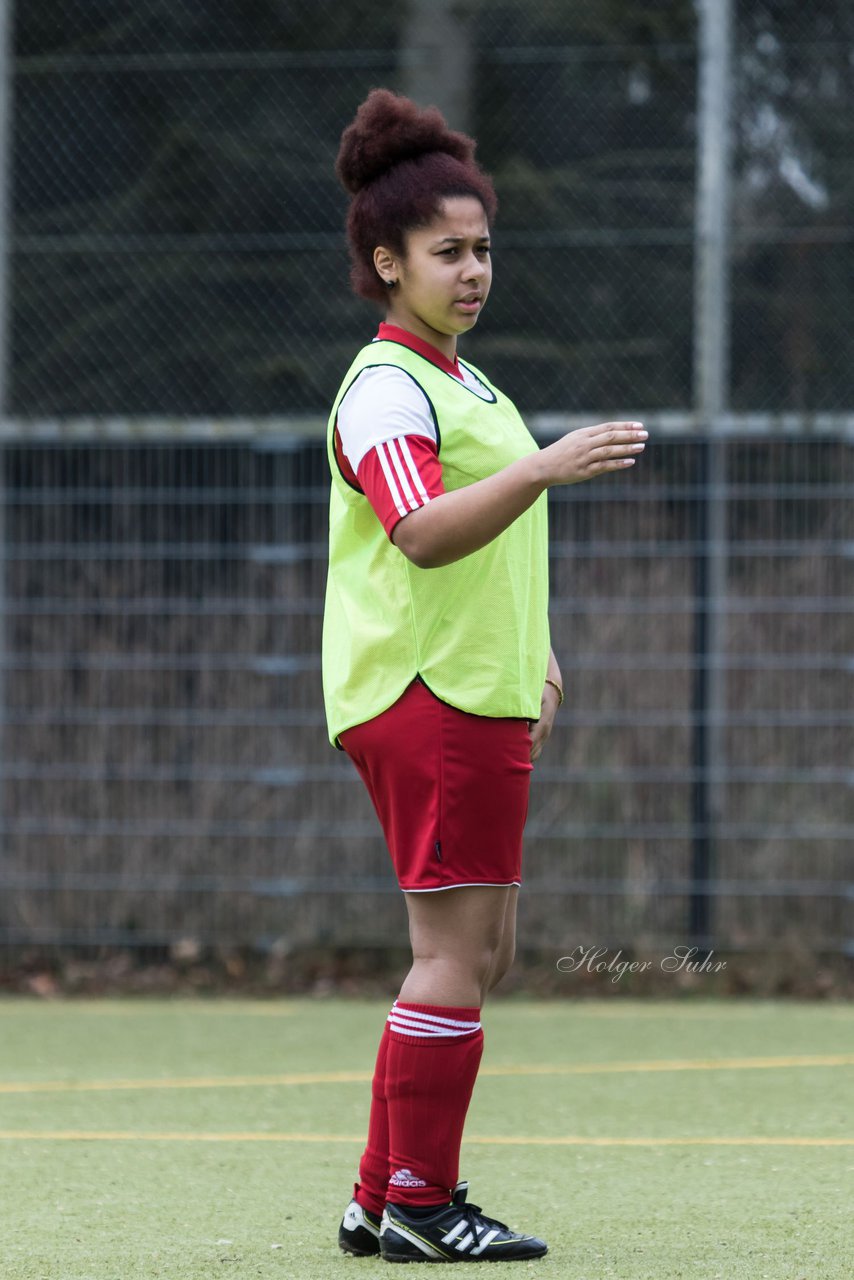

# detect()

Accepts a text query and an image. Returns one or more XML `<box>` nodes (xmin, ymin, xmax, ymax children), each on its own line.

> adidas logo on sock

<box><xmin>389</xmin><ymin>1167</ymin><xmax>428</xmax><ymax>1188</ymax></box>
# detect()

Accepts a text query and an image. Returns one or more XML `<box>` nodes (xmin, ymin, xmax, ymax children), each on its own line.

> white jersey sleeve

<box><xmin>336</xmin><ymin>366</ymin><xmax>438</xmax><ymax>472</ymax></box>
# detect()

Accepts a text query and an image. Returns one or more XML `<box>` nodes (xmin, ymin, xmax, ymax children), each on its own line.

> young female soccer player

<box><xmin>323</xmin><ymin>89</ymin><xmax>646</xmax><ymax>1264</ymax></box>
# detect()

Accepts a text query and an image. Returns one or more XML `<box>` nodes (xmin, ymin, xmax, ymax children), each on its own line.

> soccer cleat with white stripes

<box><xmin>339</xmin><ymin>1199</ymin><xmax>382</xmax><ymax>1256</ymax></box>
<box><xmin>379</xmin><ymin>1181</ymin><xmax>548</xmax><ymax>1263</ymax></box>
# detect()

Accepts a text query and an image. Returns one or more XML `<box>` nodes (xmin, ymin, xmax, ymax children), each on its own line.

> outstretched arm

<box><xmin>392</xmin><ymin>422</ymin><xmax>647</xmax><ymax>569</ymax></box>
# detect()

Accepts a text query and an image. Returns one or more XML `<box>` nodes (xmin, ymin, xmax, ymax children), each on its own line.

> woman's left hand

<box><xmin>527</xmin><ymin>682</ymin><xmax>561</xmax><ymax>763</ymax></box>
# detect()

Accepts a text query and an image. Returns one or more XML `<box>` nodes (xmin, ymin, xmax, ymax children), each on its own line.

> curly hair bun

<box><xmin>336</xmin><ymin>88</ymin><xmax>476</xmax><ymax>194</ymax></box>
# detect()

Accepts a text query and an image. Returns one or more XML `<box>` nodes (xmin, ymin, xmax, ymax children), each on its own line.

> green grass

<box><xmin>1</xmin><ymin>997</ymin><xmax>852</xmax><ymax>1278</ymax></box>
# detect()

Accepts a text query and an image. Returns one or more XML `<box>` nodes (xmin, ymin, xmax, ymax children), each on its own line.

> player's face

<box><xmin>384</xmin><ymin>196</ymin><xmax>492</xmax><ymax>358</ymax></box>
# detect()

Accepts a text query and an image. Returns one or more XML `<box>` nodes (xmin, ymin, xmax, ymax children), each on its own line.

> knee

<box><xmin>475</xmin><ymin>941</ymin><xmax>505</xmax><ymax>989</ymax></box>
<box><xmin>500</xmin><ymin>934</ymin><xmax>517</xmax><ymax>978</ymax></box>
<box><xmin>411</xmin><ymin>937</ymin><xmax>502</xmax><ymax>991</ymax></box>
<box><xmin>486</xmin><ymin>936</ymin><xmax>516</xmax><ymax>994</ymax></box>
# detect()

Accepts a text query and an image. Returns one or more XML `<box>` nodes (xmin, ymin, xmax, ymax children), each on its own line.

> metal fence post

<box><xmin>400</xmin><ymin>0</ymin><xmax>474</xmax><ymax>134</ymax></box>
<box><xmin>0</xmin><ymin>0</ymin><xmax>13</xmax><ymax>868</ymax></box>
<box><xmin>0</xmin><ymin>0</ymin><xmax>10</xmax><ymax>417</ymax></box>
<box><xmin>692</xmin><ymin>0</ymin><xmax>734</xmax><ymax>946</ymax></box>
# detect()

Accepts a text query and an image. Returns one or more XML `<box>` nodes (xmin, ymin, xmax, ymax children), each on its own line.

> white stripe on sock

<box><xmin>388</xmin><ymin>1009</ymin><xmax>481</xmax><ymax>1038</ymax></box>
<box><xmin>388</xmin><ymin>1023</ymin><xmax>459</xmax><ymax>1038</ymax></box>
<box><xmin>388</xmin><ymin>1016</ymin><xmax>480</xmax><ymax>1036</ymax></box>
<box><xmin>391</xmin><ymin>1005</ymin><xmax>481</xmax><ymax>1031</ymax></box>
<box><xmin>387</xmin><ymin>1017</ymin><xmax>476</xmax><ymax>1039</ymax></box>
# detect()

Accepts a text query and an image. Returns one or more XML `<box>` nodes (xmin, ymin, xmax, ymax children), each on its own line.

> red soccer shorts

<box><xmin>339</xmin><ymin>677</ymin><xmax>534</xmax><ymax>892</ymax></box>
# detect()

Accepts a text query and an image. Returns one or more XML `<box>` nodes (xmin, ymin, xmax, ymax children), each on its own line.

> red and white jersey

<box><xmin>333</xmin><ymin>323</ymin><xmax>491</xmax><ymax>540</ymax></box>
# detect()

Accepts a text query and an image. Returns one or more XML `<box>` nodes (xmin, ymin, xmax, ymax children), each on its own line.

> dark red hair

<box><xmin>335</xmin><ymin>88</ymin><xmax>498</xmax><ymax>304</ymax></box>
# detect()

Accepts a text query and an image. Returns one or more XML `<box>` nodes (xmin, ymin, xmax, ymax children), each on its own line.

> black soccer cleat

<box><xmin>379</xmin><ymin>1181</ymin><xmax>548</xmax><ymax>1263</ymax></box>
<box><xmin>339</xmin><ymin>1198</ymin><xmax>382</xmax><ymax>1256</ymax></box>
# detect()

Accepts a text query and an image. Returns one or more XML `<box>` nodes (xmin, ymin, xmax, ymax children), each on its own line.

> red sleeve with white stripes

<box><xmin>356</xmin><ymin>434</ymin><xmax>445</xmax><ymax>541</ymax></box>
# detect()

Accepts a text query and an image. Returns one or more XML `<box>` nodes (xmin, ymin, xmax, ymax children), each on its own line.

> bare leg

<box><xmin>398</xmin><ymin>885</ymin><xmax>512</xmax><ymax>1008</ymax></box>
<box><xmin>483</xmin><ymin>885</ymin><xmax>518</xmax><ymax>1000</ymax></box>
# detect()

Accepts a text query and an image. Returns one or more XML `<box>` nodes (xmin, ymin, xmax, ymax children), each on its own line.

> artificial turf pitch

<box><xmin>1</xmin><ymin>997</ymin><xmax>852</xmax><ymax>1279</ymax></box>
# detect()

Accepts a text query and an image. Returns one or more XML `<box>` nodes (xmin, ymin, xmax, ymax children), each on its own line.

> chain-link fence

<box><xmin>9</xmin><ymin>0</ymin><xmax>854</xmax><ymax>420</ymax></box>
<box><xmin>1</xmin><ymin>1</ymin><xmax>852</xmax><ymax>965</ymax></box>
<box><xmin>1</xmin><ymin>434</ymin><xmax>851</xmax><ymax>960</ymax></box>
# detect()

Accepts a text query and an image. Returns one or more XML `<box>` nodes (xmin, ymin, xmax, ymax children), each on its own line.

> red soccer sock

<box><xmin>384</xmin><ymin>1001</ymin><xmax>484</xmax><ymax>1208</ymax></box>
<box><xmin>353</xmin><ymin>1015</ymin><xmax>393</xmax><ymax>1218</ymax></box>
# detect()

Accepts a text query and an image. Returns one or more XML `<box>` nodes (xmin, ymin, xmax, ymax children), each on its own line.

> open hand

<box><xmin>539</xmin><ymin>422</ymin><xmax>647</xmax><ymax>486</ymax></box>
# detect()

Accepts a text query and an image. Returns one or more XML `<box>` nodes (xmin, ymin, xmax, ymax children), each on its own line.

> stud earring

<box><xmin>385</xmin><ymin>278</ymin><xmax>396</xmax><ymax>289</ymax></box>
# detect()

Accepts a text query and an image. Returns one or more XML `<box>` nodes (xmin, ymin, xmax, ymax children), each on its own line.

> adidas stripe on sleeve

<box><xmin>336</xmin><ymin>366</ymin><xmax>445</xmax><ymax>540</ymax></box>
<box><xmin>357</xmin><ymin>435</ymin><xmax>444</xmax><ymax>539</ymax></box>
